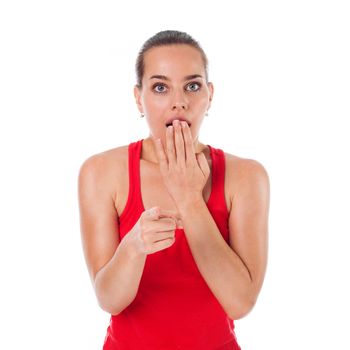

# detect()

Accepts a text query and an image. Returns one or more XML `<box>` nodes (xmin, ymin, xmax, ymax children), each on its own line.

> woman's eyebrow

<box><xmin>149</xmin><ymin>74</ymin><xmax>203</xmax><ymax>81</ymax></box>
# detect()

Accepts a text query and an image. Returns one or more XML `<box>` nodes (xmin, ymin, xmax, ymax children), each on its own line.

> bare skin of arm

<box><xmin>174</xmin><ymin>157</ymin><xmax>270</xmax><ymax>319</ymax></box>
<box><xmin>78</xmin><ymin>152</ymin><xmax>180</xmax><ymax>315</ymax></box>
<box><xmin>78</xmin><ymin>153</ymin><xmax>146</xmax><ymax>315</ymax></box>
<box><xmin>152</xmin><ymin>122</ymin><xmax>270</xmax><ymax>320</ymax></box>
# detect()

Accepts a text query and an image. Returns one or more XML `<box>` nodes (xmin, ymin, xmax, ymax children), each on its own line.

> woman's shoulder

<box><xmin>78</xmin><ymin>145</ymin><xmax>129</xmax><ymax>190</ymax></box>
<box><xmin>223</xmin><ymin>150</ymin><xmax>270</xmax><ymax>194</ymax></box>
<box><xmin>80</xmin><ymin>144</ymin><xmax>129</xmax><ymax>170</ymax></box>
<box><xmin>97</xmin><ymin>144</ymin><xmax>129</xmax><ymax>162</ymax></box>
<box><xmin>78</xmin><ymin>144</ymin><xmax>131</xmax><ymax>207</ymax></box>
<box><xmin>223</xmin><ymin>150</ymin><xmax>265</xmax><ymax>168</ymax></box>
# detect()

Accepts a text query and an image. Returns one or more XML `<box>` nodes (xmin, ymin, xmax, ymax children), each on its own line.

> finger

<box><xmin>158</xmin><ymin>208</ymin><xmax>183</xmax><ymax>229</ymax></box>
<box><xmin>173</xmin><ymin>120</ymin><xmax>185</xmax><ymax>167</ymax></box>
<box><xmin>181</xmin><ymin>121</ymin><xmax>196</xmax><ymax>164</ymax></box>
<box><xmin>158</xmin><ymin>207</ymin><xmax>181</xmax><ymax>221</ymax></box>
<box><xmin>166</xmin><ymin>125</ymin><xmax>176</xmax><ymax>165</ymax></box>
<box><xmin>146</xmin><ymin>206</ymin><xmax>160</xmax><ymax>220</ymax></box>
<box><xmin>176</xmin><ymin>218</ymin><xmax>184</xmax><ymax>229</ymax></box>
<box><xmin>153</xmin><ymin>218</ymin><xmax>177</xmax><ymax>231</ymax></box>
<box><xmin>196</xmin><ymin>152</ymin><xmax>211</xmax><ymax>177</ymax></box>
<box><xmin>146</xmin><ymin>206</ymin><xmax>179</xmax><ymax>220</ymax></box>
<box><xmin>153</xmin><ymin>138</ymin><xmax>169</xmax><ymax>175</ymax></box>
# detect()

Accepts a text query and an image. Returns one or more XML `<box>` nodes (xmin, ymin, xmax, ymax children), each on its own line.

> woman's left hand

<box><xmin>152</xmin><ymin>120</ymin><xmax>210</xmax><ymax>208</ymax></box>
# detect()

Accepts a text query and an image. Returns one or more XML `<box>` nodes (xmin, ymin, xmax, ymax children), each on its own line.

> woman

<box><xmin>78</xmin><ymin>30</ymin><xmax>270</xmax><ymax>350</ymax></box>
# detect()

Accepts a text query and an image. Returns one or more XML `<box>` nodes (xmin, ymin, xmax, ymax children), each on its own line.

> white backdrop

<box><xmin>1</xmin><ymin>1</ymin><xmax>349</xmax><ymax>349</ymax></box>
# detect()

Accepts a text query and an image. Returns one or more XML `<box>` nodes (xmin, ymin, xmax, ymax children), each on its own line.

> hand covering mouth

<box><xmin>165</xmin><ymin>118</ymin><xmax>191</xmax><ymax>127</ymax></box>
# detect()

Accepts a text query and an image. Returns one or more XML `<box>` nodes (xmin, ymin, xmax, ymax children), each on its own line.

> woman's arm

<box><xmin>176</xmin><ymin>158</ymin><xmax>270</xmax><ymax>320</ymax></box>
<box><xmin>94</xmin><ymin>234</ymin><xmax>147</xmax><ymax>315</ymax></box>
<box><xmin>78</xmin><ymin>154</ymin><xmax>146</xmax><ymax>315</ymax></box>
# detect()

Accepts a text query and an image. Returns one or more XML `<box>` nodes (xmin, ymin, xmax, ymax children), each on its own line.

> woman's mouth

<box><xmin>165</xmin><ymin>121</ymin><xmax>191</xmax><ymax>127</ymax></box>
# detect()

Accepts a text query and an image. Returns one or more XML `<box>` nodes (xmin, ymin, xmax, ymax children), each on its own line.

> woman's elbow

<box><xmin>228</xmin><ymin>297</ymin><xmax>257</xmax><ymax>320</ymax></box>
<box><xmin>95</xmin><ymin>294</ymin><xmax>125</xmax><ymax>316</ymax></box>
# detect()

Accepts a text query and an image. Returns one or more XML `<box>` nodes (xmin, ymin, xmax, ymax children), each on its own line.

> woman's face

<box><xmin>134</xmin><ymin>44</ymin><xmax>213</xmax><ymax>146</ymax></box>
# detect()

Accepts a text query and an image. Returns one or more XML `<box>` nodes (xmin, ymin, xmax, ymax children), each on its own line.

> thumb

<box><xmin>196</xmin><ymin>152</ymin><xmax>210</xmax><ymax>177</ymax></box>
<box><xmin>147</xmin><ymin>206</ymin><xmax>182</xmax><ymax>227</ymax></box>
<box><xmin>176</xmin><ymin>218</ymin><xmax>184</xmax><ymax>229</ymax></box>
<box><xmin>160</xmin><ymin>208</ymin><xmax>183</xmax><ymax>229</ymax></box>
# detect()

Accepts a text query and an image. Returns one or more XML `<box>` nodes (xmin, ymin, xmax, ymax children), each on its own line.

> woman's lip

<box><xmin>165</xmin><ymin>120</ymin><xmax>191</xmax><ymax>127</ymax></box>
<box><xmin>165</xmin><ymin>117</ymin><xmax>191</xmax><ymax>127</ymax></box>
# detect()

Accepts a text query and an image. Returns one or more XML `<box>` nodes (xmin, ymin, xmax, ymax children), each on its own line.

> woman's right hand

<box><xmin>128</xmin><ymin>206</ymin><xmax>183</xmax><ymax>255</ymax></box>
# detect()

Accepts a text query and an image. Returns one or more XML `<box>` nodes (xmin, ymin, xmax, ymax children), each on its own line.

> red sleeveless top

<box><xmin>103</xmin><ymin>139</ymin><xmax>241</xmax><ymax>350</ymax></box>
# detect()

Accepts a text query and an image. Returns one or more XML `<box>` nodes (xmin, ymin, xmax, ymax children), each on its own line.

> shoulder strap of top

<box><xmin>118</xmin><ymin>139</ymin><xmax>143</xmax><ymax>233</ymax></box>
<box><xmin>128</xmin><ymin>139</ymin><xmax>141</xmax><ymax>200</ymax></box>
<box><xmin>207</xmin><ymin>145</ymin><xmax>228</xmax><ymax>213</ymax></box>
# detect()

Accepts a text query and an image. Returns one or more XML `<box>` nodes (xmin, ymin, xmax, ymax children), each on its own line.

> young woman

<box><xmin>78</xmin><ymin>30</ymin><xmax>270</xmax><ymax>350</ymax></box>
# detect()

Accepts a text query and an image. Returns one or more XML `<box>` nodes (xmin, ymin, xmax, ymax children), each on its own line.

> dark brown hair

<box><xmin>135</xmin><ymin>30</ymin><xmax>209</xmax><ymax>89</ymax></box>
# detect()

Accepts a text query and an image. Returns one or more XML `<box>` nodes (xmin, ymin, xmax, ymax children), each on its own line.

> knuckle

<box><xmin>139</xmin><ymin>219</ymin><xmax>145</xmax><ymax>229</ymax></box>
<box><xmin>139</xmin><ymin>223</ymin><xmax>151</xmax><ymax>238</ymax></box>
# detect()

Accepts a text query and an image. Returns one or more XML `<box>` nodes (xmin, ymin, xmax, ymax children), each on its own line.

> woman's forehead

<box><xmin>143</xmin><ymin>45</ymin><xmax>205</xmax><ymax>78</ymax></box>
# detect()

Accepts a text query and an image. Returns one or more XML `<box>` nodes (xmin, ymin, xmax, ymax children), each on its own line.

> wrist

<box><xmin>176</xmin><ymin>194</ymin><xmax>205</xmax><ymax>215</ymax></box>
<box><xmin>122</xmin><ymin>231</ymin><xmax>147</xmax><ymax>260</ymax></box>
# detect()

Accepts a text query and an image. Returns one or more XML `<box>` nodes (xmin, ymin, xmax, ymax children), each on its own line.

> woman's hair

<box><xmin>135</xmin><ymin>30</ymin><xmax>209</xmax><ymax>89</ymax></box>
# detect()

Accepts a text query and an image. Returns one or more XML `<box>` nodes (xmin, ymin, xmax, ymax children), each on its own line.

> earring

<box><xmin>140</xmin><ymin>113</ymin><xmax>144</xmax><ymax>118</ymax></box>
<box><xmin>205</xmin><ymin>111</ymin><xmax>209</xmax><ymax>116</ymax></box>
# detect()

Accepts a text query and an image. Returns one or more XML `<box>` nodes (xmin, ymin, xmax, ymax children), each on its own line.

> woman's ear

<box><xmin>133</xmin><ymin>85</ymin><xmax>143</xmax><ymax>113</ymax></box>
<box><xmin>207</xmin><ymin>81</ymin><xmax>214</xmax><ymax>110</ymax></box>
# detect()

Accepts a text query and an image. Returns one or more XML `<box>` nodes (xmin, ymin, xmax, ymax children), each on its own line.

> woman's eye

<box><xmin>186</xmin><ymin>82</ymin><xmax>201</xmax><ymax>91</ymax></box>
<box><xmin>153</xmin><ymin>84</ymin><xmax>167</xmax><ymax>93</ymax></box>
<box><xmin>153</xmin><ymin>82</ymin><xmax>201</xmax><ymax>94</ymax></box>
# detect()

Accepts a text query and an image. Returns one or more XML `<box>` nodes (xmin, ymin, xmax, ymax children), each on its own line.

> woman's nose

<box><xmin>171</xmin><ymin>91</ymin><xmax>188</xmax><ymax>110</ymax></box>
<box><xmin>172</xmin><ymin>102</ymin><xmax>186</xmax><ymax>111</ymax></box>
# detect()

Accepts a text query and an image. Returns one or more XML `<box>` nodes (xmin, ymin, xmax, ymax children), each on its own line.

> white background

<box><xmin>1</xmin><ymin>1</ymin><xmax>349</xmax><ymax>349</ymax></box>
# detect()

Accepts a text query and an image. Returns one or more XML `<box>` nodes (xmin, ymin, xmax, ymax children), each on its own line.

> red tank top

<box><xmin>103</xmin><ymin>139</ymin><xmax>241</xmax><ymax>350</ymax></box>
